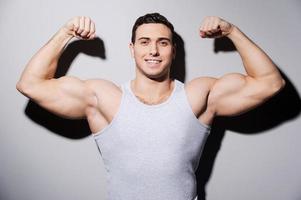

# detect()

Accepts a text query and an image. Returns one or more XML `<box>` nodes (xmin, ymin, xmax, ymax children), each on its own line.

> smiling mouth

<box><xmin>145</xmin><ymin>59</ymin><xmax>162</xmax><ymax>64</ymax></box>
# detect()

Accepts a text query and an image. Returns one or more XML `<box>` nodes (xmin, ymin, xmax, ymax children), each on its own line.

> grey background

<box><xmin>1</xmin><ymin>0</ymin><xmax>301</xmax><ymax>199</ymax></box>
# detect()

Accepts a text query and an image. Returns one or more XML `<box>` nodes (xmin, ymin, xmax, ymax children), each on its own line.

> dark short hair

<box><xmin>131</xmin><ymin>13</ymin><xmax>175</xmax><ymax>44</ymax></box>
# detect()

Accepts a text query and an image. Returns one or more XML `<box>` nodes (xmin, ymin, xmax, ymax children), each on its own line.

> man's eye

<box><xmin>140</xmin><ymin>41</ymin><xmax>148</xmax><ymax>45</ymax></box>
<box><xmin>160</xmin><ymin>41</ymin><xmax>168</xmax><ymax>46</ymax></box>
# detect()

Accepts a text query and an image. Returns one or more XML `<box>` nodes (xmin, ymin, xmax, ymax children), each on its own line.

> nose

<box><xmin>149</xmin><ymin>43</ymin><xmax>159</xmax><ymax>56</ymax></box>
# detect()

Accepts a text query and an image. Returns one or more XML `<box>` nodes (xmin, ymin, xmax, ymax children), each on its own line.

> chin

<box><xmin>144</xmin><ymin>69</ymin><xmax>170</xmax><ymax>81</ymax></box>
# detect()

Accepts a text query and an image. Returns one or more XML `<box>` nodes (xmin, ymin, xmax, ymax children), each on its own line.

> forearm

<box><xmin>17</xmin><ymin>28</ymin><xmax>73</xmax><ymax>87</ymax></box>
<box><xmin>227</xmin><ymin>26</ymin><xmax>284</xmax><ymax>86</ymax></box>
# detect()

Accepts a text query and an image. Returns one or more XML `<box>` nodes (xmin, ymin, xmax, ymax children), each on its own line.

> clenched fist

<box><xmin>62</xmin><ymin>16</ymin><xmax>96</xmax><ymax>40</ymax></box>
<box><xmin>199</xmin><ymin>16</ymin><xmax>234</xmax><ymax>38</ymax></box>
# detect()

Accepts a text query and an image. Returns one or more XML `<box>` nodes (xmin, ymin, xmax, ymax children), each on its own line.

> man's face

<box><xmin>130</xmin><ymin>23</ymin><xmax>175</xmax><ymax>79</ymax></box>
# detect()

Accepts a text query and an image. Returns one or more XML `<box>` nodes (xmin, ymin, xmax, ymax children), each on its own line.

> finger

<box><xmin>211</xmin><ymin>17</ymin><xmax>220</xmax><ymax>33</ymax></box>
<box><xmin>206</xmin><ymin>17</ymin><xmax>217</xmax><ymax>35</ymax></box>
<box><xmin>200</xmin><ymin>17</ymin><xmax>207</xmax><ymax>31</ymax></box>
<box><xmin>72</xmin><ymin>17</ymin><xmax>80</xmax><ymax>33</ymax></box>
<box><xmin>208</xmin><ymin>17</ymin><xmax>218</xmax><ymax>35</ymax></box>
<box><xmin>203</xmin><ymin>17</ymin><xmax>210</xmax><ymax>32</ymax></box>
<box><xmin>200</xmin><ymin>17</ymin><xmax>208</xmax><ymax>38</ymax></box>
<box><xmin>204</xmin><ymin>21</ymin><xmax>213</xmax><ymax>36</ymax></box>
<box><xmin>199</xmin><ymin>25</ymin><xmax>206</xmax><ymax>38</ymax></box>
<box><xmin>81</xmin><ymin>17</ymin><xmax>91</xmax><ymax>37</ymax></box>
<box><xmin>209</xmin><ymin>16</ymin><xmax>221</xmax><ymax>34</ymax></box>
<box><xmin>88</xmin><ymin>33</ymin><xmax>96</xmax><ymax>40</ymax></box>
<box><xmin>199</xmin><ymin>19</ymin><xmax>206</xmax><ymax>37</ymax></box>
<box><xmin>87</xmin><ymin>20</ymin><xmax>95</xmax><ymax>38</ymax></box>
<box><xmin>200</xmin><ymin>17</ymin><xmax>209</xmax><ymax>30</ymax></box>
<box><xmin>77</xmin><ymin>16</ymin><xmax>85</xmax><ymax>35</ymax></box>
<box><xmin>200</xmin><ymin>17</ymin><xmax>217</xmax><ymax>38</ymax></box>
<box><xmin>207</xmin><ymin>16</ymin><xmax>215</xmax><ymax>30</ymax></box>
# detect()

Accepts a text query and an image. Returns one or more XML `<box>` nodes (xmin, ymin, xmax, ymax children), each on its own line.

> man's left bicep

<box><xmin>208</xmin><ymin>73</ymin><xmax>269</xmax><ymax>116</ymax></box>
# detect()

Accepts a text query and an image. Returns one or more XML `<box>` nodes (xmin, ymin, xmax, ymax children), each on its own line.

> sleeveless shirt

<box><xmin>93</xmin><ymin>79</ymin><xmax>211</xmax><ymax>200</ymax></box>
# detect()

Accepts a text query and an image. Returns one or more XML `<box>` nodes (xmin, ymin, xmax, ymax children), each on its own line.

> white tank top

<box><xmin>93</xmin><ymin>79</ymin><xmax>210</xmax><ymax>200</ymax></box>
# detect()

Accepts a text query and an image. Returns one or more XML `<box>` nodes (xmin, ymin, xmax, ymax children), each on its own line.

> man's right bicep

<box><xmin>29</xmin><ymin>76</ymin><xmax>94</xmax><ymax>119</ymax></box>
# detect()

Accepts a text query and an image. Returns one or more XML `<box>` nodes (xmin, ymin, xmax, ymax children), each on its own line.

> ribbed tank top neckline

<box><xmin>125</xmin><ymin>79</ymin><xmax>180</xmax><ymax>108</ymax></box>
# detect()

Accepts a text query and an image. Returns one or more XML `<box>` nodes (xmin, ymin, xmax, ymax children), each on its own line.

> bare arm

<box><xmin>16</xmin><ymin>16</ymin><xmax>97</xmax><ymax>119</ymax></box>
<box><xmin>199</xmin><ymin>16</ymin><xmax>285</xmax><ymax>117</ymax></box>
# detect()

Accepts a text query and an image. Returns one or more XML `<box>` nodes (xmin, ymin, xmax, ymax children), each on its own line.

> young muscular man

<box><xmin>17</xmin><ymin>13</ymin><xmax>285</xmax><ymax>200</ymax></box>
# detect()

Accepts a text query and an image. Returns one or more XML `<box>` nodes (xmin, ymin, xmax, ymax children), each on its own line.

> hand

<box><xmin>62</xmin><ymin>16</ymin><xmax>96</xmax><ymax>40</ymax></box>
<box><xmin>199</xmin><ymin>16</ymin><xmax>234</xmax><ymax>38</ymax></box>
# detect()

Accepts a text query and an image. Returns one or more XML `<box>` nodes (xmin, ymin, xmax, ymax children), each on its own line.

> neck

<box><xmin>131</xmin><ymin>76</ymin><xmax>174</xmax><ymax>105</ymax></box>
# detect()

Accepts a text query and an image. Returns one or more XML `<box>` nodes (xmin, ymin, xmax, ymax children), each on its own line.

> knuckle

<box><xmin>81</xmin><ymin>30</ymin><xmax>88</xmax><ymax>35</ymax></box>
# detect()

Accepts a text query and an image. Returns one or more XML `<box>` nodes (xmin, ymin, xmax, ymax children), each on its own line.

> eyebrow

<box><xmin>137</xmin><ymin>37</ymin><xmax>171</xmax><ymax>42</ymax></box>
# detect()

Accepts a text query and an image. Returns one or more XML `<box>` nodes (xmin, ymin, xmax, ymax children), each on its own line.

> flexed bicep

<box><xmin>207</xmin><ymin>73</ymin><xmax>273</xmax><ymax>117</ymax></box>
<box><xmin>26</xmin><ymin>76</ymin><xmax>97</xmax><ymax>119</ymax></box>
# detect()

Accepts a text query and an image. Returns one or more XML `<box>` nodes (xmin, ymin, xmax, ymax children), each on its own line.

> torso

<box><xmin>87</xmin><ymin>77</ymin><xmax>216</xmax><ymax>134</ymax></box>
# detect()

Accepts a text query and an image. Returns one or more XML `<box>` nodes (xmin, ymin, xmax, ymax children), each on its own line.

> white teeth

<box><xmin>146</xmin><ymin>59</ymin><xmax>161</xmax><ymax>63</ymax></box>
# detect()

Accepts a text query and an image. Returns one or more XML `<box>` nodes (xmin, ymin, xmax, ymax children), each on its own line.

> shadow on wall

<box><xmin>170</xmin><ymin>32</ymin><xmax>186</xmax><ymax>82</ymax></box>
<box><xmin>196</xmin><ymin>37</ymin><xmax>301</xmax><ymax>200</ymax></box>
<box><xmin>24</xmin><ymin>35</ymin><xmax>301</xmax><ymax>199</ymax></box>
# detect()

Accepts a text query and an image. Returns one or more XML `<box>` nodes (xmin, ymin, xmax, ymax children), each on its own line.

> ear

<box><xmin>129</xmin><ymin>42</ymin><xmax>135</xmax><ymax>58</ymax></box>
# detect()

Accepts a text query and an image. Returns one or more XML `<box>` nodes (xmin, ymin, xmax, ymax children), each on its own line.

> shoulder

<box><xmin>85</xmin><ymin>78</ymin><xmax>121</xmax><ymax>90</ymax></box>
<box><xmin>183</xmin><ymin>76</ymin><xmax>216</xmax><ymax>118</ymax></box>
<box><xmin>84</xmin><ymin>78</ymin><xmax>122</xmax><ymax>96</ymax></box>
<box><xmin>84</xmin><ymin>78</ymin><xmax>122</xmax><ymax>106</ymax></box>
<box><xmin>185</xmin><ymin>76</ymin><xmax>217</xmax><ymax>94</ymax></box>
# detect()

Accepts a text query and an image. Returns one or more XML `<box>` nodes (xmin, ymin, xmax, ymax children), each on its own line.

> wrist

<box><xmin>51</xmin><ymin>28</ymin><xmax>74</xmax><ymax>47</ymax></box>
<box><xmin>226</xmin><ymin>25</ymin><xmax>242</xmax><ymax>41</ymax></box>
<box><xmin>58</xmin><ymin>27</ymin><xmax>74</xmax><ymax>39</ymax></box>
